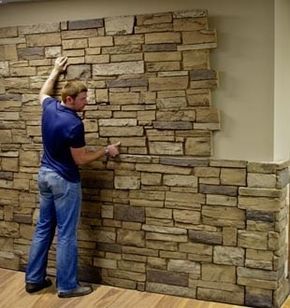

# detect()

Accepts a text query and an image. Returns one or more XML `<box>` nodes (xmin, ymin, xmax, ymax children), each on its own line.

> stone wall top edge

<box><xmin>0</xmin><ymin>8</ymin><xmax>209</xmax><ymax>31</ymax></box>
<box><xmin>116</xmin><ymin>155</ymin><xmax>290</xmax><ymax>168</ymax></box>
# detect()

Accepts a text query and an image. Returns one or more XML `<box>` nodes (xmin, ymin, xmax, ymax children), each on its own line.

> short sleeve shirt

<box><xmin>41</xmin><ymin>97</ymin><xmax>85</xmax><ymax>182</ymax></box>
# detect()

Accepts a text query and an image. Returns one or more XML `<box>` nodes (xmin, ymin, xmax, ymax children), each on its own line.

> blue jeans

<box><xmin>25</xmin><ymin>166</ymin><xmax>82</xmax><ymax>292</ymax></box>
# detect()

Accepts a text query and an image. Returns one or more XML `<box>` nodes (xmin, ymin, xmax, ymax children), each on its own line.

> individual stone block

<box><xmin>197</xmin><ymin>288</ymin><xmax>244</xmax><ymax>306</ymax></box>
<box><xmin>156</xmin><ymin>97</ymin><xmax>187</xmax><ymax>109</ymax></box>
<box><xmin>183</xmin><ymin>50</ymin><xmax>209</xmax><ymax>69</ymax></box>
<box><xmin>114</xmin><ymin>34</ymin><xmax>144</xmax><ymax>45</ymax></box>
<box><xmin>66</xmin><ymin>64</ymin><xmax>91</xmax><ymax>80</ymax></box>
<box><xmin>200</xmin><ymin>184</ymin><xmax>238</xmax><ymax>196</ymax></box>
<box><xmin>190</xmin><ymin>69</ymin><xmax>217</xmax><ymax>80</ymax></box>
<box><xmin>135</xmin><ymin>23</ymin><xmax>173</xmax><ymax>34</ymax></box>
<box><xmin>136</xmin><ymin>13</ymin><xmax>172</xmax><ymax>25</ymax></box>
<box><xmin>0</xmin><ymin>45</ymin><xmax>17</xmax><ymax>61</ymax></box>
<box><xmin>114</xmin><ymin>176</ymin><xmax>140</xmax><ymax>190</ymax></box>
<box><xmin>173</xmin><ymin>9</ymin><xmax>208</xmax><ymax>18</ymax></box>
<box><xmin>145</xmin><ymin>32</ymin><xmax>181</xmax><ymax>44</ymax></box>
<box><xmin>188</xmin><ymin>230</ymin><xmax>222</xmax><ymax>245</ymax></box>
<box><xmin>173</xmin><ymin>210</ymin><xmax>200</xmax><ymax>224</ymax></box>
<box><xmin>0</xmin><ymin>26</ymin><xmax>18</xmax><ymax>38</ymax></box>
<box><xmin>245</xmin><ymin>287</ymin><xmax>273</xmax><ymax>308</ymax></box>
<box><xmin>145</xmin><ymin>51</ymin><xmax>181</xmax><ymax>62</ymax></box>
<box><xmin>246</xmin><ymin>249</ymin><xmax>273</xmax><ymax>270</ymax></box>
<box><xmin>107</xmin><ymin>78</ymin><xmax>147</xmax><ymax>88</ymax></box>
<box><xmin>0</xmin><ymin>221</ymin><xmax>19</xmax><ymax>238</ymax></box>
<box><xmin>88</xmin><ymin>36</ymin><xmax>113</xmax><ymax>47</ymax></box>
<box><xmin>206</xmin><ymin>194</ymin><xmax>237</xmax><ymax>206</ymax></box>
<box><xmin>247</xmin><ymin>173</ymin><xmax>276</xmax><ymax>188</ymax></box>
<box><xmin>185</xmin><ymin>137</ymin><xmax>211</xmax><ymax>156</ymax></box>
<box><xmin>160</xmin><ymin>157</ymin><xmax>208</xmax><ymax>167</ymax></box>
<box><xmin>173</xmin><ymin>17</ymin><xmax>208</xmax><ymax>31</ymax></box>
<box><xmin>196</xmin><ymin>108</ymin><xmax>219</xmax><ymax>122</ymax></box>
<box><xmin>202</xmin><ymin>206</ymin><xmax>245</xmax><ymax>228</ymax></box>
<box><xmin>114</xmin><ymin>205</ymin><xmax>145</xmax><ymax>222</ymax></box>
<box><xmin>156</xmin><ymin>110</ymin><xmax>195</xmax><ymax>122</ymax></box>
<box><xmin>220</xmin><ymin>168</ymin><xmax>246</xmax><ymax>186</ymax></box>
<box><xmin>237</xmin><ymin>267</ymin><xmax>278</xmax><ymax>290</ymax></box>
<box><xmin>147</xmin><ymin>269</ymin><xmax>188</xmax><ymax>287</ymax></box>
<box><xmin>17</xmin><ymin>47</ymin><xmax>44</xmax><ymax>60</ymax></box>
<box><xmin>142</xmin><ymin>225</ymin><xmax>186</xmax><ymax>235</ymax></box>
<box><xmin>149</xmin><ymin>76</ymin><xmax>188</xmax><ymax>91</ymax></box>
<box><xmin>247</xmin><ymin>162</ymin><xmax>277</xmax><ymax>174</ymax></box>
<box><xmin>223</xmin><ymin>227</ymin><xmax>237</xmax><ymax>246</ymax></box>
<box><xmin>143</xmin><ymin>43</ymin><xmax>177</xmax><ymax>52</ymax></box>
<box><xmin>165</xmin><ymin>191</ymin><xmax>205</xmax><ymax>208</ymax></box>
<box><xmin>100</xmin><ymin>127</ymin><xmax>143</xmax><ymax>137</ymax></box>
<box><xmin>99</xmin><ymin>119</ymin><xmax>137</xmax><ymax>127</ymax></box>
<box><xmin>214</xmin><ymin>246</ymin><xmax>245</xmax><ymax>266</ymax></box>
<box><xmin>202</xmin><ymin>263</ymin><xmax>235</xmax><ymax>283</ymax></box>
<box><xmin>168</xmin><ymin>259</ymin><xmax>200</xmax><ymax>276</ymax></box>
<box><xmin>62</xmin><ymin>29</ymin><xmax>98</xmax><ymax>39</ymax></box>
<box><xmin>238</xmin><ymin>230</ymin><xmax>267</xmax><ymax>250</ymax></box>
<box><xmin>182</xmin><ymin>30</ymin><xmax>217</xmax><ymax>45</ymax></box>
<box><xmin>105</xmin><ymin>16</ymin><xmax>135</xmax><ymax>35</ymax></box>
<box><xmin>238</xmin><ymin>196</ymin><xmax>283</xmax><ymax>212</ymax></box>
<box><xmin>26</xmin><ymin>33</ymin><xmax>61</xmax><ymax>47</ymax></box>
<box><xmin>149</xmin><ymin>142</ymin><xmax>183</xmax><ymax>155</ymax></box>
<box><xmin>68</xmin><ymin>18</ymin><xmax>104</xmax><ymax>30</ymax></box>
<box><xmin>163</xmin><ymin>175</ymin><xmax>197</xmax><ymax>188</ymax></box>
<box><xmin>93</xmin><ymin>61</ymin><xmax>144</xmax><ymax>76</ymax></box>
<box><xmin>153</xmin><ymin>121</ymin><xmax>192</xmax><ymax>130</ymax></box>
<box><xmin>117</xmin><ymin>229</ymin><xmax>145</xmax><ymax>247</ymax></box>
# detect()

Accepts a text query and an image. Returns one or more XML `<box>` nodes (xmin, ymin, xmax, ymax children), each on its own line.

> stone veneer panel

<box><xmin>0</xmin><ymin>9</ymin><xmax>289</xmax><ymax>308</ymax></box>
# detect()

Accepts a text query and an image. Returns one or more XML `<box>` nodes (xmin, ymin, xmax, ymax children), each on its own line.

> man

<box><xmin>25</xmin><ymin>56</ymin><xmax>120</xmax><ymax>298</ymax></box>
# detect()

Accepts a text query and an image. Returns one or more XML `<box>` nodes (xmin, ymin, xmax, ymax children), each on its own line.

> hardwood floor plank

<box><xmin>1</xmin><ymin>268</ymin><xmax>289</xmax><ymax>308</ymax></box>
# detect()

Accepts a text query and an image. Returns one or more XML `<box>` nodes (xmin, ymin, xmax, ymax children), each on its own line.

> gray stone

<box><xmin>68</xmin><ymin>19</ymin><xmax>103</xmax><ymax>30</ymax></box>
<box><xmin>114</xmin><ymin>205</ymin><xmax>145</xmax><ymax>222</ymax></box>
<box><xmin>188</xmin><ymin>230</ymin><xmax>222</xmax><ymax>245</ymax></box>
<box><xmin>147</xmin><ymin>269</ymin><xmax>188</xmax><ymax>287</ymax></box>
<box><xmin>66</xmin><ymin>64</ymin><xmax>91</xmax><ymax>80</ymax></box>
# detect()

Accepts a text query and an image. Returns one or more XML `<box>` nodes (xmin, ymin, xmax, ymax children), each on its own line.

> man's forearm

<box><xmin>39</xmin><ymin>68</ymin><xmax>61</xmax><ymax>98</ymax></box>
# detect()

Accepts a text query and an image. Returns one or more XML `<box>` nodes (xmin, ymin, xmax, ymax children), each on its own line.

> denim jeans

<box><xmin>25</xmin><ymin>166</ymin><xmax>82</xmax><ymax>292</ymax></box>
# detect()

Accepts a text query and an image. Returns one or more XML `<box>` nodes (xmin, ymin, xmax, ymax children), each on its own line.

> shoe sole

<box><xmin>58</xmin><ymin>288</ymin><xmax>93</xmax><ymax>298</ymax></box>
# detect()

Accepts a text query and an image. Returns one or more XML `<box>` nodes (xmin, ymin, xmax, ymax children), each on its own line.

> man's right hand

<box><xmin>106</xmin><ymin>142</ymin><xmax>121</xmax><ymax>158</ymax></box>
<box><xmin>54</xmin><ymin>56</ymin><xmax>68</xmax><ymax>74</ymax></box>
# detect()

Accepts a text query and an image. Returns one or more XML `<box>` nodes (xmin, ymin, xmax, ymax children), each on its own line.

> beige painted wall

<box><xmin>274</xmin><ymin>0</ymin><xmax>290</xmax><ymax>161</ymax></box>
<box><xmin>0</xmin><ymin>0</ymin><xmax>277</xmax><ymax>161</ymax></box>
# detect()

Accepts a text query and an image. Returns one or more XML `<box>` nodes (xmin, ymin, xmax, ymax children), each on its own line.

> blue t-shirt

<box><xmin>41</xmin><ymin>97</ymin><xmax>85</xmax><ymax>182</ymax></box>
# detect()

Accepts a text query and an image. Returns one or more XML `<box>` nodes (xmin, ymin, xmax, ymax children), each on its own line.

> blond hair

<box><xmin>61</xmin><ymin>80</ymin><xmax>88</xmax><ymax>103</ymax></box>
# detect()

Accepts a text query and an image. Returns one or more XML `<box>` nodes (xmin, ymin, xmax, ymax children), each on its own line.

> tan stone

<box><xmin>88</xmin><ymin>36</ymin><xmax>113</xmax><ymax>47</ymax></box>
<box><xmin>238</xmin><ymin>196</ymin><xmax>283</xmax><ymax>212</ymax></box>
<box><xmin>185</xmin><ymin>137</ymin><xmax>211</xmax><ymax>156</ymax></box>
<box><xmin>137</xmin><ymin>13</ymin><xmax>172</xmax><ymax>25</ymax></box>
<box><xmin>141</xmin><ymin>172</ymin><xmax>162</xmax><ymax>185</ymax></box>
<box><xmin>26</xmin><ymin>33</ymin><xmax>61</xmax><ymax>47</ymax></box>
<box><xmin>149</xmin><ymin>142</ymin><xmax>183</xmax><ymax>155</ymax></box>
<box><xmin>183</xmin><ymin>50</ymin><xmax>209</xmax><ymax>69</ymax></box>
<box><xmin>105</xmin><ymin>16</ymin><xmax>135</xmax><ymax>35</ymax></box>
<box><xmin>202</xmin><ymin>263</ymin><xmax>235</xmax><ymax>283</ymax></box>
<box><xmin>220</xmin><ymin>168</ymin><xmax>246</xmax><ymax>186</ymax></box>
<box><xmin>114</xmin><ymin>176</ymin><xmax>140</xmax><ymax>189</ymax></box>
<box><xmin>94</xmin><ymin>61</ymin><xmax>144</xmax><ymax>76</ymax></box>
<box><xmin>145</xmin><ymin>51</ymin><xmax>181</xmax><ymax>62</ymax></box>
<box><xmin>149</xmin><ymin>76</ymin><xmax>188</xmax><ymax>91</ymax></box>
<box><xmin>163</xmin><ymin>175</ymin><xmax>197</xmax><ymax>188</ymax></box>
<box><xmin>247</xmin><ymin>173</ymin><xmax>277</xmax><ymax>188</ymax></box>
<box><xmin>223</xmin><ymin>227</ymin><xmax>237</xmax><ymax>246</ymax></box>
<box><xmin>145</xmin><ymin>32</ymin><xmax>181</xmax><ymax>44</ymax></box>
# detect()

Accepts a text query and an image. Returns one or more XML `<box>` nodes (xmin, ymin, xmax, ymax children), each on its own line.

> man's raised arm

<box><xmin>39</xmin><ymin>56</ymin><xmax>68</xmax><ymax>105</ymax></box>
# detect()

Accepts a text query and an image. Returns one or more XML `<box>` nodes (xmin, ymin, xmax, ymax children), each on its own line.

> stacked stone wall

<box><xmin>0</xmin><ymin>9</ymin><xmax>289</xmax><ymax>307</ymax></box>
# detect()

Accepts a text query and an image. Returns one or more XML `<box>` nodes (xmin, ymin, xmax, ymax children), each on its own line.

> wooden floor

<box><xmin>0</xmin><ymin>268</ymin><xmax>289</xmax><ymax>308</ymax></box>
